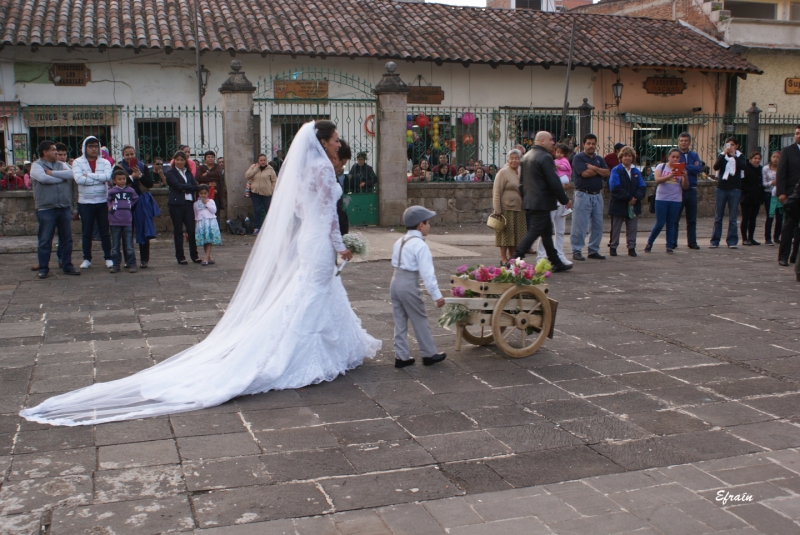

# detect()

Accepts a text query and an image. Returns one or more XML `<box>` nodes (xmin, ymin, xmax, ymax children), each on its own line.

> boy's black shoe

<box><xmin>423</xmin><ymin>353</ymin><xmax>447</xmax><ymax>366</ymax></box>
<box><xmin>110</xmin><ymin>266</ymin><xmax>120</xmax><ymax>273</ymax></box>
<box><xmin>395</xmin><ymin>358</ymin><xmax>415</xmax><ymax>368</ymax></box>
<box><xmin>552</xmin><ymin>264</ymin><xmax>573</xmax><ymax>273</ymax></box>
<box><xmin>63</xmin><ymin>269</ymin><xmax>80</xmax><ymax>276</ymax></box>
<box><xmin>37</xmin><ymin>271</ymin><xmax>48</xmax><ymax>279</ymax></box>
<box><xmin>689</xmin><ymin>243</ymin><xmax>700</xmax><ymax>250</ymax></box>
<box><xmin>628</xmin><ymin>249</ymin><xmax>637</xmax><ymax>257</ymax></box>
<box><xmin>609</xmin><ymin>248</ymin><xmax>617</xmax><ymax>257</ymax></box>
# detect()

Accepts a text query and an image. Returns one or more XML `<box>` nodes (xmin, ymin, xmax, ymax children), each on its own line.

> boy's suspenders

<box><xmin>397</xmin><ymin>236</ymin><xmax>421</xmax><ymax>269</ymax></box>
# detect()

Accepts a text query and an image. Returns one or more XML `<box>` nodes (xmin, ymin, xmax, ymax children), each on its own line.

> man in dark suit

<box><xmin>333</xmin><ymin>140</ymin><xmax>352</xmax><ymax>236</ymax></box>
<box><xmin>513</xmin><ymin>131</ymin><xmax>573</xmax><ymax>272</ymax></box>
<box><xmin>776</xmin><ymin>126</ymin><xmax>800</xmax><ymax>279</ymax></box>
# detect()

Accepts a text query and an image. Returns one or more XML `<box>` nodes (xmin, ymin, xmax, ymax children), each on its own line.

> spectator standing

<box><xmin>645</xmin><ymin>148</ymin><xmax>689</xmax><ymax>254</ymax></box>
<box><xmin>492</xmin><ymin>149</ymin><xmax>526</xmax><ymax>264</ymax></box>
<box><xmin>30</xmin><ymin>141</ymin><xmax>80</xmax><ymax>278</ymax></box>
<box><xmin>512</xmin><ymin>131</ymin><xmax>573</xmax><ymax>272</ymax></box>
<box><xmin>349</xmin><ymin>152</ymin><xmax>378</xmax><ymax>192</ymax></box>
<box><xmin>197</xmin><ymin>150</ymin><xmax>225</xmax><ymax>212</ymax></box>
<box><xmin>245</xmin><ymin>154</ymin><xmax>278</xmax><ymax>235</ymax></box>
<box><xmin>1</xmin><ymin>165</ymin><xmax>24</xmax><ymax>190</ymax></box>
<box><xmin>22</xmin><ymin>162</ymin><xmax>33</xmax><ymax>189</ymax></box>
<box><xmin>433</xmin><ymin>154</ymin><xmax>456</xmax><ymax>177</ymax></box>
<box><xmin>73</xmin><ymin>136</ymin><xmax>113</xmax><ymax>269</ymax></box>
<box><xmin>604</xmin><ymin>143</ymin><xmax>625</xmax><ymax>169</ymax></box>
<box><xmin>763</xmin><ymin>150</ymin><xmax>782</xmax><ymax>245</ymax></box>
<box><xmin>776</xmin><ymin>126</ymin><xmax>800</xmax><ymax>272</ymax></box>
<box><xmin>119</xmin><ymin>145</ymin><xmax>159</xmax><ymax>268</ymax></box>
<box><xmin>269</xmin><ymin>150</ymin><xmax>284</xmax><ymax>174</ymax></box>
<box><xmin>194</xmin><ymin>184</ymin><xmax>222</xmax><ymax>265</ymax></box>
<box><xmin>152</xmin><ymin>158</ymin><xmax>167</xmax><ymax>186</ymax></box>
<box><xmin>608</xmin><ymin>146</ymin><xmax>646</xmax><ymax>257</ymax></box>
<box><xmin>711</xmin><ymin>137</ymin><xmax>746</xmax><ymax>249</ymax></box>
<box><xmin>537</xmin><ymin>143</ymin><xmax>574</xmax><ymax>266</ymax></box>
<box><xmin>472</xmin><ymin>167</ymin><xmax>489</xmax><ymax>182</ymax></box>
<box><xmin>176</xmin><ymin>145</ymin><xmax>197</xmax><ymax>176</ymax></box>
<box><xmin>419</xmin><ymin>159</ymin><xmax>432</xmax><ymax>182</ymax></box>
<box><xmin>455</xmin><ymin>166</ymin><xmax>470</xmax><ymax>182</ymax></box>
<box><xmin>107</xmin><ymin>169</ymin><xmax>139</xmax><ymax>273</ymax></box>
<box><xmin>673</xmin><ymin>132</ymin><xmax>703</xmax><ymax>249</ymax></box>
<box><xmin>740</xmin><ymin>151</ymin><xmax>764</xmax><ymax>245</ymax></box>
<box><xmin>334</xmin><ymin>140</ymin><xmax>352</xmax><ymax>236</ymax></box>
<box><xmin>432</xmin><ymin>163</ymin><xmax>453</xmax><ymax>182</ymax></box>
<box><xmin>166</xmin><ymin>150</ymin><xmax>200</xmax><ymax>264</ymax></box>
<box><xmin>570</xmin><ymin>134</ymin><xmax>610</xmax><ymax>261</ymax></box>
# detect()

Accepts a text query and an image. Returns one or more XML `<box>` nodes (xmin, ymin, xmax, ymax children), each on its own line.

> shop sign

<box><xmin>274</xmin><ymin>80</ymin><xmax>329</xmax><ymax>100</ymax></box>
<box><xmin>22</xmin><ymin>106</ymin><xmax>119</xmax><ymax>127</ymax></box>
<box><xmin>50</xmin><ymin>64</ymin><xmax>91</xmax><ymax>87</ymax></box>
<box><xmin>643</xmin><ymin>77</ymin><xmax>687</xmax><ymax>95</ymax></box>
<box><xmin>409</xmin><ymin>86</ymin><xmax>445</xmax><ymax>105</ymax></box>
<box><xmin>785</xmin><ymin>78</ymin><xmax>800</xmax><ymax>94</ymax></box>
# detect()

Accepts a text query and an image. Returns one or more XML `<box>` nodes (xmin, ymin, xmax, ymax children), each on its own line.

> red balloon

<box><xmin>416</xmin><ymin>114</ymin><xmax>430</xmax><ymax>128</ymax></box>
<box><xmin>463</xmin><ymin>134</ymin><xmax>474</xmax><ymax>145</ymax></box>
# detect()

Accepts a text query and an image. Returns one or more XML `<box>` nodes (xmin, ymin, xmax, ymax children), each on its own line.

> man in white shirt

<box><xmin>390</xmin><ymin>206</ymin><xmax>446</xmax><ymax>368</ymax></box>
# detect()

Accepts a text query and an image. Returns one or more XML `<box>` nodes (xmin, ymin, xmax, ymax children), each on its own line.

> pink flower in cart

<box><xmin>544</xmin><ymin>271</ymin><xmax>552</xmax><ymax>278</ymax></box>
<box><xmin>452</xmin><ymin>286</ymin><xmax>465</xmax><ymax>297</ymax></box>
<box><xmin>456</xmin><ymin>264</ymin><xmax>469</xmax><ymax>274</ymax></box>
<box><xmin>523</xmin><ymin>267</ymin><xmax>534</xmax><ymax>280</ymax></box>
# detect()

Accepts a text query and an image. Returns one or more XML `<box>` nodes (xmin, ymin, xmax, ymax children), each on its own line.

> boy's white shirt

<box><xmin>391</xmin><ymin>230</ymin><xmax>443</xmax><ymax>301</ymax></box>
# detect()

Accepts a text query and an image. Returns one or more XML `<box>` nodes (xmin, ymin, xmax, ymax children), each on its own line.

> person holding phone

<box><xmin>645</xmin><ymin>148</ymin><xmax>689</xmax><ymax>254</ymax></box>
<box><xmin>711</xmin><ymin>137</ymin><xmax>746</xmax><ymax>249</ymax></box>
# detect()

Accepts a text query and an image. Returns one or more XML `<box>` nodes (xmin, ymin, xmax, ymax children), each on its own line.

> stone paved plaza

<box><xmin>1</xmin><ymin>223</ymin><xmax>800</xmax><ymax>534</ymax></box>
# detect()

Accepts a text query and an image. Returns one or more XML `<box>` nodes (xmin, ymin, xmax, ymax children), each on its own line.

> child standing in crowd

<box><xmin>390</xmin><ymin>206</ymin><xmax>446</xmax><ymax>369</ymax></box>
<box><xmin>194</xmin><ymin>184</ymin><xmax>222</xmax><ymax>266</ymax></box>
<box><xmin>107</xmin><ymin>170</ymin><xmax>139</xmax><ymax>273</ymax></box>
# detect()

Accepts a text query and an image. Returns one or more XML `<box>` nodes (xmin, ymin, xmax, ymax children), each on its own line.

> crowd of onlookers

<box><xmin>488</xmin><ymin>126</ymin><xmax>800</xmax><ymax>282</ymax></box>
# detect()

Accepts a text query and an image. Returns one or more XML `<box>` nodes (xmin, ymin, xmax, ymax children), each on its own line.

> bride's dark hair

<box><xmin>315</xmin><ymin>120</ymin><xmax>337</xmax><ymax>142</ymax></box>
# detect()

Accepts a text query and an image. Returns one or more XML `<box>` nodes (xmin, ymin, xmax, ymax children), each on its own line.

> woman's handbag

<box><xmin>647</xmin><ymin>193</ymin><xmax>656</xmax><ymax>214</ymax></box>
<box><xmin>486</xmin><ymin>213</ymin><xmax>507</xmax><ymax>232</ymax></box>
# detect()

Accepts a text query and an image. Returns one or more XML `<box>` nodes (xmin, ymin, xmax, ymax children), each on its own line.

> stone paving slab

<box><xmin>1</xmin><ymin>226</ymin><xmax>800</xmax><ymax>533</ymax></box>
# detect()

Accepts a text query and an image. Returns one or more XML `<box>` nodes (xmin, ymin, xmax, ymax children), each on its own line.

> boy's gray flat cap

<box><xmin>403</xmin><ymin>206</ymin><xmax>436</xmax><ymax>227</ymax></box>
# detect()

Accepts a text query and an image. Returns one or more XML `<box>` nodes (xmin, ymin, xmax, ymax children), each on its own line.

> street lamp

<box><xmin>200</xmin><ymin>65</ymin><xmax>210</xmax><ymax>96</ymax></box>
<box><xmin>606</xmin><ymin>76</ymin><xmax>624</xmax><ymax>109</ymax></box>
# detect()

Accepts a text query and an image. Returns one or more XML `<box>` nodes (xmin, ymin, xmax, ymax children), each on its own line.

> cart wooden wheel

<box><xmin>491</xmin><ymin>285</ymin><xmax>552</xmax><ymax>358</ymax></box>
<box><xmin>459</xmin><ymin>316</ymin><xmax>496</xmax><ymax>346</ymax></box>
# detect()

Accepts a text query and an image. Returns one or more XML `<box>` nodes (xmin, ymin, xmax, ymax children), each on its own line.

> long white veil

<box><xmin>21</xmin><ymin>122</ymin><xmax>345</xmax><ymax>426</ymax></box>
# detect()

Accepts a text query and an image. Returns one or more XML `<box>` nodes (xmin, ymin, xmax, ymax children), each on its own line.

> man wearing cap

<box><xmin>390</xmin><ymin>206</ymin><xmax>447</xmax><ymax>368</ymax></box>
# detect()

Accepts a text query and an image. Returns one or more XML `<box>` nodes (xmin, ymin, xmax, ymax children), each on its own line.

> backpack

<box><xmin>226</xmin><ymin>218</ymin><xmax>246</xmax><ymax>235</ymax></box>
<box><xmin>243</xmin><ymin>216</ymin><xmax>255</xmax><ymax>234</ymax></box>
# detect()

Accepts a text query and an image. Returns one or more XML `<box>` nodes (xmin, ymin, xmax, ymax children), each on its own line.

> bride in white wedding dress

<box><xmin>21</xmin><ymin>121</ymin><xmax>382</xmax><ymax>426</ymax></box>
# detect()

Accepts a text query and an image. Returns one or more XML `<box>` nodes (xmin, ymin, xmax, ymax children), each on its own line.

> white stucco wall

<box><xmin>737</xmin><ymin>49</ymin><xmax>800</xmax><ymax>115</ymax></box>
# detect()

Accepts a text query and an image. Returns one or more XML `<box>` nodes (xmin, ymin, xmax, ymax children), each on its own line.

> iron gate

<box><xmin>253</xmin><ymin>68</ymin><xmax>378</xmax><ymax>226</ymax></box>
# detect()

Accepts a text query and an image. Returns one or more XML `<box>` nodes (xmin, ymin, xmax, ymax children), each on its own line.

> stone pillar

<box><xmin>746</xmin><ymin>102</ymin><xmax>761</xmax><ymax>156</ymax></box>
<box><xmin>219</xmin><ymin>60</ymin><xmax>256</xmax><ymax>220</ymax></box>
<box><xmin>373</xmin><ymin>62</ymin><xmax>409</xmax><ymax>227</ymax></box>
<box><xmin>579</xmin><ymin>98</ymin><xmax>594</xmax><ymax>142</ymax></box>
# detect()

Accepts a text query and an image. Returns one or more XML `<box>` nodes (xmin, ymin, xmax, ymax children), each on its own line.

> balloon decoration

<box><xmin>449</xmin><ymin>139</ymin><xmax>457</xmax><ymax>152</ymax></box>
<box><xmin>407</xmin><ymin>114</ymin><xmax>413</xmax><ymax>121</ymax></box>
<box><xmin>461</xmin><ymin>112</ymin><xmax>475</xmax><ymax>126</ymax></box>
<box><xmin>416</xmin><ymin>114</ymin><xmax>429</xmax><ymax>128</ymax></box>
<box><xmin>433</xmin><ymin>140</ymin><xmax>440</xmax><ymax>149</ymax></box>
<box><xmin>407</xmin><ymin>120</ymin><xmax>413</xmax><ymax>129</ymax></box>
<box><xmin>463</xmin><ymin>134</ymin><xmax>474</xmax><ymax>145</ymax></box>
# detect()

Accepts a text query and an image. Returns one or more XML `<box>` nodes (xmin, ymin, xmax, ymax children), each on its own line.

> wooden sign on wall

<box><xmin>50</xmin><ymin>64</ymin><xmax>91</xmax><ymax>87</ymax></box>
<box><xmin>408</xmin><ymin>86</ymin><xmax>445</xmax><ymax>105</ymax></box>
<box><xmin>274</xmin><ymin>80</ymin><xmax>329</xmax><ymax>100</ymax></box>
<box><xmin>785</xmin><ymin>78</ymin><xmax>800</xmax><ymax>94</ymax></box>
<box><xmin>643</xmin><ymin>77</ymin><xmax>687</xmax><ymax>95</ymax></box>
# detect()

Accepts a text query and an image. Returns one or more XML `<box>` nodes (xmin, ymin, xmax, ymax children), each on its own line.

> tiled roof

<box><xmin>0</xmin><ymin>0</ymin><xmax>760</xmax><ymax>74</ymax></box>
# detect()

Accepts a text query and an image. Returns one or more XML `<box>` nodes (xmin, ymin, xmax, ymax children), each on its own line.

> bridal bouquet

<box><xmin>336</xmin><ymin>233</ymin><xmax>369</xmax><ymax>276</ymax></box>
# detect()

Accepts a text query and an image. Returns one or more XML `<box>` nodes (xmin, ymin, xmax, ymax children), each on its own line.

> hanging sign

<box><xmin>274</xmin><ymin>80</ymin><xmax>329</xmax><ymax>100</ymax></box>
<box><xmin>408</xmin><ymin>86</ymin><xmax>445</xmax><ymax>105</ymax></box>
<box><xmin>50</xmin><ymin>64</ymin><xmax>91</xmax><ymax>87</ymax></box>
<box><xmin>23</xmin><ymin>106</ymin><xmax>119</xmax><ymax>127</ymax></box>
<box><xmin>643</xmin><ymin>77</ymin><xmax>687</xmax><ymax>95</ymax></box>
<box><xmin>785</xmin><ymin>78</ymin><xmax>800</xmax><ymax>94</ymax></box>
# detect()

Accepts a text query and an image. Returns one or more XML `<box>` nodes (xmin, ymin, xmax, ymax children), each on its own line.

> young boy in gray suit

<box><xmin>391</xmin><ymin>206</ymin><xmax>447</xmax><ymax>368</ymax></box>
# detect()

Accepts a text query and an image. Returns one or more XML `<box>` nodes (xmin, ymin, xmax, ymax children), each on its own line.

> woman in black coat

<box><xmin>165</xmin><ymin>150</ymin><xmax>200</xmax><ymax>264</ymax></box>
<box><xmin>740</xmin><ymin>151</ymin><xmax>764</xmax><ymax>245</ymax></box>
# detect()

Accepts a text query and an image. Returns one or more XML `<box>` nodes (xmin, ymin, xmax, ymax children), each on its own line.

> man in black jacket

<box><xmin>711</xmin><ymin>138</ymin><xmax>746</xmax><ymax>249</ymax></box>
<box><xmin>776</xmin><ymin>126</ymin><xmax>800</xmax><ymax>274</ymax></box>
<box><xmin>333</xmin><ymin>141</ymin><xmax>352</xmax><ymax>236</ymax></box>
<box><xmin>513</xmin><ymin>131</ymin><xmax>573</xmax><ymax>272</ymax></box>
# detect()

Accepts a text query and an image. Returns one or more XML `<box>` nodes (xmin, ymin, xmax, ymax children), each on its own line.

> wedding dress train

<box><xmin>21</xmin><ymin>122</ymin><xmax>381</xmax><ymax>426</ymax></box>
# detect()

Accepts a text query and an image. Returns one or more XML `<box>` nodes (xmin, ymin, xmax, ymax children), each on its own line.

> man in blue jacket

<box><xmin>672</xmin><ymin>132</ymin><xmax>704</xmax><ymax>250</ymax></box>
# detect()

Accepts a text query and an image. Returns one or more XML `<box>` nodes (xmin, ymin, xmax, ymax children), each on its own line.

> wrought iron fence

<box><xmin>1</xmin><ymin>104</ymin><xmax>223</xmax><ymax>167</ymax></box>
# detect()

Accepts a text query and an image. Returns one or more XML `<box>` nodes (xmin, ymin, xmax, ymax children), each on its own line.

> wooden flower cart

<box><xmin>444</xmin><ymin>277</ymin><xmax>558</xmax><ymax>358</ymax></box>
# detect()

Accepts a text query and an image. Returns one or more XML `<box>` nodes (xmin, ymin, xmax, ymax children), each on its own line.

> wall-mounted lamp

<box><xmin>692</xmin><ymin>107</ymin><xmax>702</xmax><ymax>113</ymax></box>
<box><xmin>606</xmin><ymin>76</ymin><xmax>624</xmax><ymax>109</ymax></box>
<box><xmin>199</xmin><ymin>65</ymin><xmax>210</xmax><ymax>96</ymax></box>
